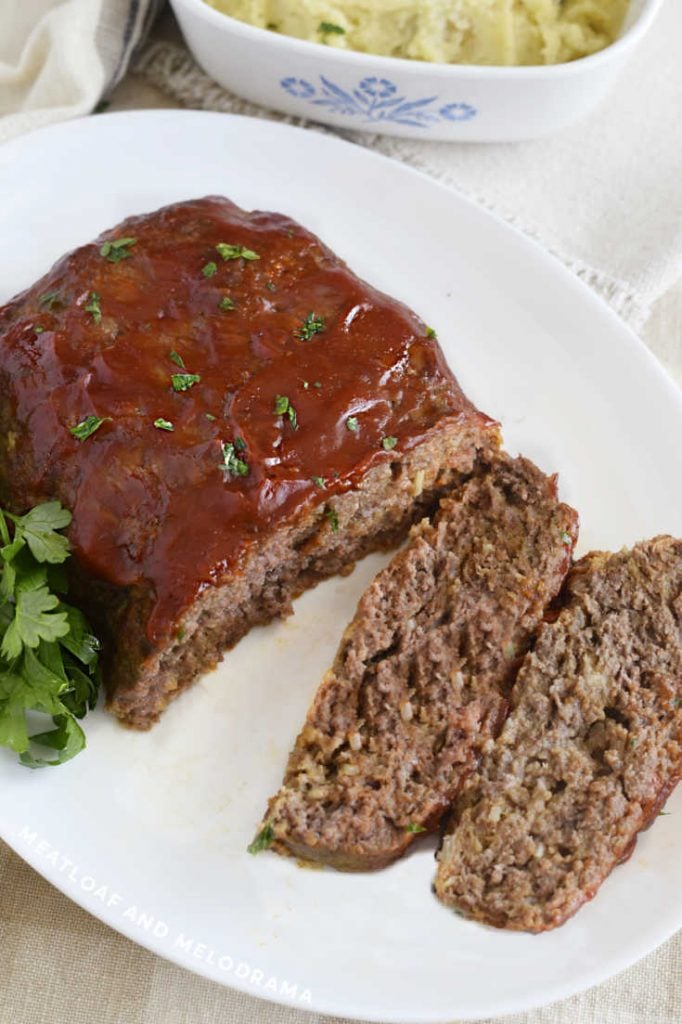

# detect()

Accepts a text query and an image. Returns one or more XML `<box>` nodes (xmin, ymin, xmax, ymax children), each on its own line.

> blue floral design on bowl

<box><xmin>280</xmin><ymin>76</ymin><xmax>477</xmax><ymax>127</ymax></box>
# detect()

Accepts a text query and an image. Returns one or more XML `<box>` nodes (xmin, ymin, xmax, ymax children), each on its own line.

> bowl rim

<box><xmin>170</xmin><ymin>0</ymin><xmax>663</xmax><ymax>78</ymax></box>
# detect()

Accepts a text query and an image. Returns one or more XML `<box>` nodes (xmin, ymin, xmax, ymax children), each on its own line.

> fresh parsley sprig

<box><xmin>0</xmin><ymin>501</ymin><xmax>101</xmax><ymax>768</ymax></box>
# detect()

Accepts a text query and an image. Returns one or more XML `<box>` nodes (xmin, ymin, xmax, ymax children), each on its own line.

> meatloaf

<box><xmin>435</xmin><ymin>536</ymin><xmax>682</xmax><ymax>931</ymax></box>
<box><xmin>257</xmin><ymin>453</ymin><xmax>578</xmax><ymax>869</ymax></box>
<box><xmin>0</xmin><ymin>196</ymin><xmax>499</xmax><ymax>728</ymax></box>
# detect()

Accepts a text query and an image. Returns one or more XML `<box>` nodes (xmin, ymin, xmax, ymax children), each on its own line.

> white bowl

<box><xmin>169</xmin><ymin>0</ymin><xmax>662</xmax><ymax>142</ymax></box>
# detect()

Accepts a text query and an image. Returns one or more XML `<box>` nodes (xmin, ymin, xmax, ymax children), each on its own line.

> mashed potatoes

<box><xmin>204</xmin><ymin>0</ymin><xmax>628</xmax><ymax>65</ymax></box>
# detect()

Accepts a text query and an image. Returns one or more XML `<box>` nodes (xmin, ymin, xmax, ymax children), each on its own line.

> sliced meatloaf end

<box><xmin>257</xmin><ymin>453</ymin><xmax>578</xmax><ymax>870</ymax></box>
<box><xmin>0</xmin><ymin>195</ymin><xmax>499</xmax><ymax>729</ymax></box>
<box><xmin>435</xmin><ymin>536</ymin><xmax>682</xmax><ymax>932</ymax></box>
<box><xmin>106</xmin><ymin>418</ymin><xmax>491</xmax><ymax>728</ymax></box>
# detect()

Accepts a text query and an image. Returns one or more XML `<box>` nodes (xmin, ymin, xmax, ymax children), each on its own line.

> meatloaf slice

<box><xmin>258</xmin><ymin>453</ymin><xmax>578</xmax><ymax>870</ymax></box>
<box><xmin>0</xmin><ymin>196</ymin><xmax>498</xmax><ymax>728</ymax></box>
<box><xmin>435</xmin><ymin>536</ymin><xmax>682</xmax><ymax>932</ymax></box>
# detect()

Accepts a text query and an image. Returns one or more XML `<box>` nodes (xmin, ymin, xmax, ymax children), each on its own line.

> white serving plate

<box><xmin>170</xmin><ymin>0</ymin><xmax>663</xmax><ymax>141</ymax></box>
<box><xmin>0</xmin><ymin>110</ymin><xmax>681</xmax><ymax>1023</ymax></box>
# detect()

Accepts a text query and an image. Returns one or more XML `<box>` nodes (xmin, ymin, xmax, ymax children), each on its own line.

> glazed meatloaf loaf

<box><xmin>257</xmin><ymin>454</ymin><xmax>578</xmax><ymax>869</ymax></box>
<box><xmin>0</xmin><ymin>196</ymin><xmax>499</xmax><ymax>729</ymax></box>
<box><xmin>436</xmin><ymin>536</ymin><xmax>682</xmax><ymax>931</ymax></box>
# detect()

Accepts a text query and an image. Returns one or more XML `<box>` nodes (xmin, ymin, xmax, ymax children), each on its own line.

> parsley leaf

<box><xmin>39</xmin><ymin>291</ymin><xmax>63</xmax><ymax>310</ymax></box>
<box><xmin>169</xmin><ymin>350</ymin><xmax>185</xmax><ymax>368</ymax></box>
<box><xmin>382</xmin><ymin>436</ymin><xmax>398</xmax><ymax>451</ymax></box>
<box><xmin>171</xmin><ymin>373</ymin><xmax>201</xmax><ymax>392</ymax></box>
<box><xmin>296</xmin><ymin>311</ymin><xmax>325</xmax><ymax>341</ymax></box>
<box><xmin>216</xmin><ymin>243</ymin><xmax>260</xmax><ymax>262</ymax></box>
<box><xmin>1</xmin><ymin>587</ymin><xmax>69</xmax><ymax>662</ymax></box>
<box><xmin>319</xmin><ymin>21</ymin><xmax>346</xmax><ymax>34</ymax></box>
<box><xmin>84</xmin><ymin>292</ymin><xmax>102</xmax><ymax>325</ymax></box>
<box><xmin>69</xmin><ymin>415</ymin><xmax>110</xmax><ymax>441</ymax></box>
<box><xmin>100</xmin><ymin>237</ymin><xmax>137</xmax><ymax>263</ymax></box>
<box><xmin>248</xmin><ymin>823</ymin><xmax>274</xmax><ymax>854</ymax></box>
<box><xmin>346</xmin><ymin>416</ymin><xmax>359</xmax><ymax>432</ymax></box>
<box><xmin>220</xmin><ymin>440</ymin><xmax>249</xmax><ymax>478</ymax></box>
<box><xmin>326</xmin><ymin>508</ymin><xmax>339</xmax><ymax>533</ymax></box>
<box><xmin>274</xmin><ymin>395</ymin><xmax>298</xmax><ymax>430</ymax></box>
<box><xmin>219</xmin><ymin>295</ymin><xmax>235</xmax><ymax>311</ymax></box>
<box><xmin>153</xmin><ymin>418</ymin><xmax>174</xmax><ymax>432</ymax></box>
<box><xmin>6</xmin><ymin>502</ymin><xmax>71</xmax><ymax>564</ymax></box>
<box><xmin>311</xmin><ymin>476</ymin><xmax>326</xmax><ymax>488</ymax></box>
<box><xmin>202</xmin><ymin>261</ymin><xmax>218</xmax><ymax>278</ymax></box>
<box><xmin>426</xmin><ymin>326</ymin><xmax>437</xmax><ymax>339</ymax></box>
<box><xmin>405</xmin><ymin>823</ymin><xmax>426</xmax><ymax>834</ymax></box>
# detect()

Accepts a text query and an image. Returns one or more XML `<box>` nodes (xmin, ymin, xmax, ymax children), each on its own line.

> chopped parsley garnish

<box><xmin>169</xmin><ymin>350</ymin><xmax>185</xmax><ymax>368</ymax></box>
<box><xmin>248</xmin><ymin>823</ymin><xmax>274</xmax><ymax>854</ymax></box>
<box><xmin>84</xmin><ymin>292</ymin><xmax>101</xmax><ymax>325</ymax></box>
<box><xmin>216</xmin><ymin>243</ymin><xmax>260</xmax><ymax>262</ymax></box>
<box><xmin>220</xmin><ymin>440</ymin><xmax>249</xmax><ymax>478</ymax></box>
<box><xmin>34</xmin><ymin>325</ymin><xmax>45</xmax><ymax>334</ymax></box>
<box><xmin>69</xmin><ymin>415</ymin><xmax>110</xmax><ymax>441</ymax></box>
<box><xmin>311</xmin><ymin>476</ymin><xmax>326</xmax><ymax>488</ymax></box>
<box><xmin>326</xmin><ymin>507</ymin><xmax>339</xmax><ymax>533</ymax></box>
<box><xmin>405</xmin><ymin>823</ymin><xmax>426</xmax><ymax>834</ymax></box>
<box><xmin>202</xmin><ymin>261</ymin><xmax>218</xmax><ymax>278</ymax></box>
<box><xmin>0</xmin><ymin>500</ymin><xmax>101</xmax><ymax>767</ymax></box>
<box><xmin>234</xmin><ymin>436</ymin><xmax>247</xmax><ymax>451</ymax></box>
<box><xmin>205</xmin><ymin>412</ymin><xmax>217</xmax><ymax>422</ymax></box>
<box><xmin>219</xmin><ymin>295</ymin><xmax>235</xmax><ymax>311</ymax></box>
<box><xmin>171</xmin><ymin>373</ymin><xmax>201</xmax><ymax>392</ymax></box>
<box><xmin>153</xmin><ymin>418</ymin><xmax>174</xmax><ymax>432</ymax></box>
<box><xmin>39</xmin><ymin>291</ymin><xmax>62</xmax><ymax>310</ymax></box>
<box><xmin>176</xmin><ymin>626</ymin><xmax>186</xmax><ymax>642</ymax></box>
<box><xmin>561</xmin><ymin>531</ymin><xmax>571</xmax><ymax>544</ymax></box>
<box><xmin>346</xmin><ymin>416</ymin><xmax>359</xmax><ymax>432</ymax></box>
<box><xmin>319</xmin><ymin>21</ymin><xmax>346</xmax><ymax>34</ymax></box>
<box><xmin>296</xmin><ymin>312</ymin><xmax>325</xmax><ymax>341</ymax></box>
<box><xmin>426</xmin><ymin>326</ymin><xmax>437</xmax><ymax>339</ymax></box>
<box><xmin>100</xmin><ymin>237</ymin><xmax>137</xmax><ymax>263</ymax></box>
<box><xmin>382</xmin><ymin>436</ymin><xmax>398</xmax><ymax>451</ymax></box>
<box><xmin>274</xmin><ymin>395</ymin><xmax>298</xmax><ymax>430</ymax></box>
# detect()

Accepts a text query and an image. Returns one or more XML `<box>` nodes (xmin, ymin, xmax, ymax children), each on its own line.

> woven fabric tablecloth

<box><xmin>1</xmin><ymin>4</ymin><xmax>682</xmax><ymax>1023</ymax></box>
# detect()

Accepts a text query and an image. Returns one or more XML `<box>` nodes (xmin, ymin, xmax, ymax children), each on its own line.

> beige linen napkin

<box><xmin>0</xmin><ymin>0</ymin><xmax>161</xmax><ymax>143</ymax></box>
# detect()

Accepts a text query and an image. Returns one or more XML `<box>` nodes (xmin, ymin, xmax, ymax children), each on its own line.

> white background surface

<box><xmin>0</xmin><ymin>110</ymin><xmax>681</xmax><ymax>1023</ymax></box>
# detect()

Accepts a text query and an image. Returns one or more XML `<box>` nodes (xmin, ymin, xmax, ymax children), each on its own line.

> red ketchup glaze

<box><xmin>0</xmin><ymin>197</ymin><xmax>489</xmax><ymax>642</ymax></box>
